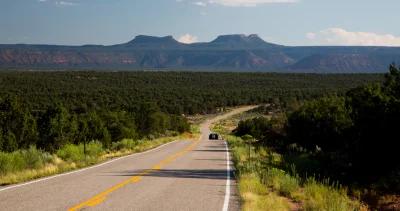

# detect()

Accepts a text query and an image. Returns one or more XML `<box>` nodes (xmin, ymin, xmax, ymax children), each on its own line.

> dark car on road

<box><xmin>209</xmin><ymin>133</ymin><xmax>219</xmax><ymax>140</ymax></box>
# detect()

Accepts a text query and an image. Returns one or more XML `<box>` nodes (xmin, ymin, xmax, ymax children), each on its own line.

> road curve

<box><xmin>0</xmin><ymin>106</ymin><xmax>256</xmax><ymax>211</ymax></box>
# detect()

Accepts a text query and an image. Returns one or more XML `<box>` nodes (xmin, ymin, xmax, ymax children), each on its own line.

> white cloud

<box><xmin>178</xmin><ymin>34</ymin><xmax>198</xmax><ymax>44</ymax></box>
<box><xmin>306</xmin><ymin>32</ymin><xmax>316</xmax><ymax>40</ymax></box>
<box><xmin>37</xmin><ymin>0</ymin><xmax>79</xmax><ymax>6</ymax></box>
<box><xmin>194</xmin><ymin>1</ymin><xmax>207</xmax><ymax>6</ymax></box>
<box><xmin>193</xmin><ymin>0</ymin><xmax>299</xmax><ymax>7</ymax></box>
<box><xmin>306</xmin><ymin>28</ymin><xmax>400</xmax><ymax>46</ymax></box>
<box><xmin>56</xmin><ymin>1</ymin><xmax>78</xmax><ymax>6</ymax></box>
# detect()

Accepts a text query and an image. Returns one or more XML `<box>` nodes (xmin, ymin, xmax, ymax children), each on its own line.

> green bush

<box><xmin>0</xmin><ymin>146</ymin><xmax>51</xmax><ymax>175</ymax></box>
<box><xmin>56</xmin><ymin>141</ymin><xmax>104</xmax><ymax>163</ymax></box>
<box><xmin>56</xmin><ymin>144</ymin><xmax>83</xmax><ymax>162</ymax></box>
<box><xmin>111</xmin><ymin>139</ymin><xmax>138</xmax><ymax>151</ymax></box>
<box><xmin>20</xmin><ymin>146</ymin><xmax>47</xmax><ymax>169</ymax></box>
<box><xmin>85</xmin><ymin>141</ymin><xmax>104</xmax><ymax>157</ymax></box>
<box><xmin>236</xmin><ymin>117</ymin><xmax>272</xmax><ymax>140</ymax></box>
<box><xmin>0</xmin><ymin>152</ymin><xmax>16</xmax><ymax>175</ymax></box>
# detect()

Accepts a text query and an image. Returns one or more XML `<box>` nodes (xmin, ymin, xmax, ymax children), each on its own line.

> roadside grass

<box><xmin>227</xmin><ymin>135</ymin><xmax>293</xmax><ymax>211</ymax></box>
<box><xmin>0</xmin><ymin>146</ymin><xmax>52</xmax><ymax>175</ymax></box>
<box><xmin>56</xmin><ymin>141</ymin><xmax>104</xmax><ymax>165</ymax></box>
<box><xmin>213</xmin><ymin>117</ymin><xmax>364</xmax><ymax>211</ymax></box>
<box><xmin>0</xmin><ymin>128</ymin><xmax>199</xmax><ymax>186</ymax></box>
<box><xmin>302</xmin><ymin>178</ymin><xmax>362</xmax><ymax>211</ymax></box>
<box><xmin>229</xmin><ymin>134</ymin><xmax>363</xmax><ymax>211</ymax></box>
<box><xmin>240</xmin><ymin>173</ymin><xmax>291</xmax><ymax>211</ymax></box>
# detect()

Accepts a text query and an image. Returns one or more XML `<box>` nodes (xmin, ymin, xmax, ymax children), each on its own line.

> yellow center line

<box><xmin>68</xmin><ymin>139</ymin><xmax>200</xmax><ymax>211</ymax></box>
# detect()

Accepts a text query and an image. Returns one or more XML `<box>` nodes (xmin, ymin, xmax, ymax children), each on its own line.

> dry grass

<box><xmin>0</xmin><ymin>157</ymin><xmax>76</xmax><ymax>185</ymax></box>
<box><xmin>240</xmin><ymin>173</ymin><xmax>292</xmax><ymax>211</ymax></box>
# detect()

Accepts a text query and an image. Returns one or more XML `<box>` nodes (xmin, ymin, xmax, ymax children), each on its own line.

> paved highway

<box><xmin>0</xmin><ymin>106</ymin><xmax>255</xmax><ymax>211</ymax></box>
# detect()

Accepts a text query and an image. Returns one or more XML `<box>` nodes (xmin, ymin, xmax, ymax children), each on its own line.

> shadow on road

<box><xmin>106</xmin><ymin>169</ymin><xmax>232</xmax><ymax>180</ymax></box>
<box><xmin>203</xmin><ymin>145</ymin><xmax>226</xmax><ymax>148</ymax></box>
<box><xmin>193</xmin><ymin>149</ymin><xmax>230</xmax><ymax>152</ymax></box>
<box><xmin>194</xmin><ymin>158</ymin><xmax>227</xmax><ymax>161</ymax></box>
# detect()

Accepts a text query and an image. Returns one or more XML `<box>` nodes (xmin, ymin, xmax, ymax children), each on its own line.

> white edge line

<box><xmin>0</xmin><ymin>140</ymin><xmax>180</xmax><ymax>193</ymax></box>
<box><xmin>222</xmin><ymin>140</ymin><xmax>231</xmax><ymax>211</ymax></box>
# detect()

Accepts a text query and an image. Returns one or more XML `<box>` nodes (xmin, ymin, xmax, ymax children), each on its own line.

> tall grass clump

<box><xmin>303</xmin><ymin>178</ymin><xmax>361</xmax><ymax>211</ymax></box>
<box><xmin>111</xmin><ymin>139</ymin><xmax>138</xmax><ymax>151</ymax></box>
<box><xmin>240</xmin><ymin>173</ymin><xmax>291</xmax><ymax>211</ymax></box>
<box><xmin>56</xmin><ymin>141</ymin><xmax>104</xmax><ymax>164</ymax></box>
<box><xmin>0</xmin><ymin>146</ymin><xmax>52</xmax><ymax>175</ymax></box>
<box><xmin>260</xmin><ymin>167</ymin><xmax>300</xmax><ymax>198</ymax></box>
<box><xmin>0</xmin><ymin>151</ymin><xmax>22</xmax><ymax>175</ymax></box>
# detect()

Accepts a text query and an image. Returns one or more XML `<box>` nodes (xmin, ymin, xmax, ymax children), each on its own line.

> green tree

<box><xmin>0</xmin><ymin>96</ymin><xmax>38</xmax><ymax>151</ymax></box>
<box><xmin>236</xmin><ymin>117</ymin><xmax>271</xmax><ymax>140</ymax></box>
<box><xmin>103</xmin><ymin>111</ymin><xmax>136</xmax><ymax>142</ymax></box>
<box><xmin>86</xmin><ymin>111</ymin><xmax>111</xmax><ymax>147</ymax></box>
<box><xmin>383</xmin><ymin>63</ymin><xmax>400</xmax><ymax>98</ymax></box>
<box><xmin>3</xmin><ymin>131</ymin><xmax>18</xmax><ymax>152</ymax></box>
<box><xmin>287</xmin><ymin>96</ymin><xmax>352</xmax><ymax>152</ymax></box>
<box><xmin>169</xmin><ymin>115</ymin><xmax>190</xmax><ymax>133</ymax></box>
<box><xmin>0</xmin><ymin>128</ymin><xmax>3</xmax><ymax>150</ymax></box>
<box><xmin>149</xmin><ymin>111</ymin><xmax>169</xmax><ymax>134</ymax></box>
<box><xmin>345</xmin><ymin>69</ymin><xmax>399</xmax><ymax>177</ymax></box>
<box><xmin>38</xmin><ymin>104</ymin><xmax>74</xmax><ymax>151</ymax></box>
<box><xmin>135</xmin><ymin>102</ymin><xmax>161</xmax><ymax>136</ymax></box>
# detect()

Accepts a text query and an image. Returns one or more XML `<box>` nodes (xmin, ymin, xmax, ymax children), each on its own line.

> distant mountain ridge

<box><xmin>0</xmin><ymin>34</ymin><xmax>399</xmax><ymax>72</ymax></box>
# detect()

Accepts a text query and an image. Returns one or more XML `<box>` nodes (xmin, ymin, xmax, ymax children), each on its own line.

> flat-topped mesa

<box><xmin>212</xmin><ymin>34</ymin><xmax>258</xmax><ymax>41</ymax></box>
<box><xmin>122</xmin><ymin>35</ymin><xmax>184</xmax><ymax>48</ymax></box>
<box><xmin>210</xmin><ymin>34</ymin><xmax>280</xmax><ymax>48</ymax></box>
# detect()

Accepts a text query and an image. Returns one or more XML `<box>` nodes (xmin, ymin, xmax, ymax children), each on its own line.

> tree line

<box><xmin>0</xmin><ymin>99</ymin><xmax>189</xmax><ymax>152</ymax></box>
<box><xmin>235</xmin><ymin>65</ymin><xmax>400</xmax><ymax>191</ymax></box>
<box><xmin>0</xmin><ymin>71</ymin><xmax>381</xmax><ymax>114</ymax></box>
<box><xmin>0</xmin><ymin>71</ymin><xmax>380</xmax><ymax>153</ymax></box>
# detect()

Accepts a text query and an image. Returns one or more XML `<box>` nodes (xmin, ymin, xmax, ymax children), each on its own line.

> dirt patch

<box><xmin>286</xmin><ymin>198</ymin><xmax>302</xmax><ymax>211</ymax></box>
<box><xmin>379</xmin><ymin>194</ymin><xmax>400</xmax><ymax>211</ymax></box>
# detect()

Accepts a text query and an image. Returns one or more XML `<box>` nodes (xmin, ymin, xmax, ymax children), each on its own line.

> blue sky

<box><xmin>1</xmin><ymin>0</ymin><xmax>400</xmax><ymax>46</ymax></box>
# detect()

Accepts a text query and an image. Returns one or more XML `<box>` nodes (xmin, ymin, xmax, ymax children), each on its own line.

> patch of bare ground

<box><xmin>377</xmin><ymin>194</ymin><xmax>400</xmax><ymax>211</ymax></box>
<box><xmin>284</xmin><ymin>197</ymin><xmax>302</xmax><ymax>211</ymax></box>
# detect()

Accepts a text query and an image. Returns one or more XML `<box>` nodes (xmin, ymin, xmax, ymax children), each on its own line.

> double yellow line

<box><xmin>68</xmin><ymin>138</ymin><xmax>200</xmax><ymax>211</ymax></box>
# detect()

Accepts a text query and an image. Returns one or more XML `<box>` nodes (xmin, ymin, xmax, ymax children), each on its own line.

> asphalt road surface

<box><xmin>0</xmin><ymin>106</ymin><xmax>256</xmax><ymax>211</ymax></box>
